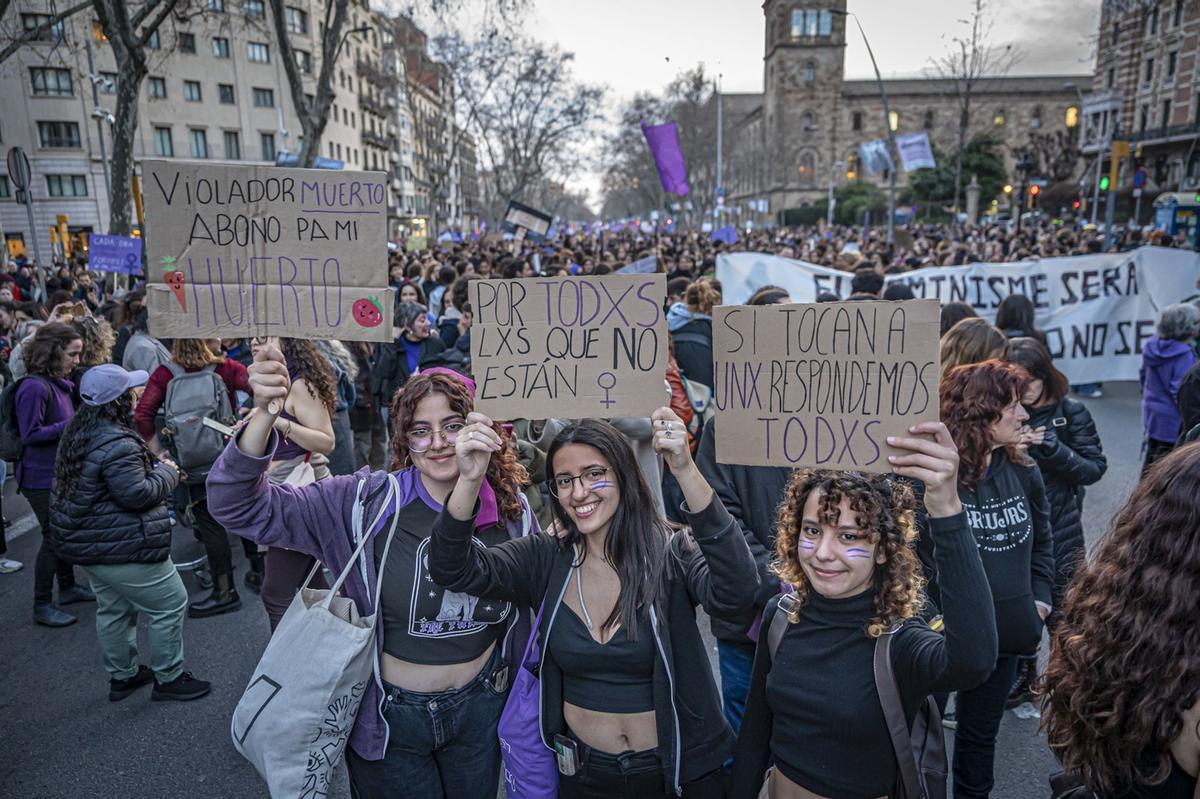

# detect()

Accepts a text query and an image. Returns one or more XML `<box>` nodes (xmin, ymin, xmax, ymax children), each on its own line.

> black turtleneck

<box><xmin>729</xmin><ymin>512</ymin><xmax>998</xmax><ymax>799</ymax></box>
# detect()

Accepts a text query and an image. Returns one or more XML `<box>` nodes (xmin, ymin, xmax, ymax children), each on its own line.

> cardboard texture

<box><xmin>470</xmin><ymin>274</ymin><xmax>668</xmax><ymax>420</ymax></box>
<box><xmin>713</xmin><ymin>299</ymin><xmax>941</xmax><ymax>471</ymax></box>
<box><xmin>142</xmin><ymin>160</ymin><xmax>393</xmax><ymax>341</ymax></box>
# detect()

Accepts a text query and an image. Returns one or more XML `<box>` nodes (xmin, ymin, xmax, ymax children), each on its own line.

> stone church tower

<box><xmin>762</xmin><ymin>0</ymin><xmax>848</xmax><ymax>210</ymax></box>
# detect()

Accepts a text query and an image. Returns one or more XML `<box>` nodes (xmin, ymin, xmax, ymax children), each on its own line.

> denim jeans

<box><xmin>717</xmin><ymin>639</ymin><xmax>756</xmax><ymax>735</ymax></box>
<box><xmin>952</xmin><ymin>655</ymin><xmax>1020</xmax><ymax>799</ymax></box>
<box><xmin>345</xmin><ymin>647</ymin><xmax>508</xmax><ymax>799</ymax></box>
<box><xmin>558</xmin><ymin>732</ymin><xmax>726</xmax><ymax>799</ymax></box>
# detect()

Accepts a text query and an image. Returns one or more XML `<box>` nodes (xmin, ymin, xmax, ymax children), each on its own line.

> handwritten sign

<box><xmin>470</xmin><ymin>274</ymin><xmax>667</xmax><ymax>420</ymax></box>
<box><xmin>88</xmin><ymin>233</ymin><xmax>143</xmax><ymax>274</ymax></box>
<box><xmin>142</xmin><ymin>160</ymin><xmax>393</xmax><ymax>341</ymax></box>
<box><xmin>713</xmin><ymin>299</ymin><xmax>940</xmax><ymax>471</ymax></box>
<box><xmin>502</xmin><ymin>200</ymin><xmax>552</xmax><ymax>243</ymax></box>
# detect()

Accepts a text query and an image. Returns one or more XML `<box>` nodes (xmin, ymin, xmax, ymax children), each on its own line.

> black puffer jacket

<box><xmin>51</xmin><ymin>422</ymin><xmax>179</xmax><ymax>565</ymax></box>
<box><xmin>1025</xmin><ymin>397</ymin><xmax>1106</xmax><ymax>607</ymax></box>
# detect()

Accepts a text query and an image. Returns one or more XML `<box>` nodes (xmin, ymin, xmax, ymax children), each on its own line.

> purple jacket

<box><xmin>206</xmin><ymin>430</ymin><xmax>536</xmax><ymax>761</ymax></box>
<box><xmin>16</xmin><ymin>375</ymin><xmax>76</xmax><ymax>490</ymax></box>
<box><xmin>1140</xmin><ymin>336</ymin><xmax>1197</xmax><ymax>443</ymax></box>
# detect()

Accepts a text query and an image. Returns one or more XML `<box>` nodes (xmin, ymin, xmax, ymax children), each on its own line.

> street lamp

<box><xmin>335</xmin><ymin>25</ymin><xmax>371</xmax><ymax>62</ymax></box>
<box><xmin>831</xmin><ymin>9</ymin><xmax>897</xmax><ymax>245</ymax></box>
<box><xmin>1064</xmin><ymin>81</ymin><xmax>1104</xmax><ymax>225</ymax></box>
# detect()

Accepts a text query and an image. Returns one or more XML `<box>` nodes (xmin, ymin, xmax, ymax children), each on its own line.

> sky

<box><xmin>524</xmin><ymin>0</ymin><xmax>1102</xmax><ymax>210</ymax></box>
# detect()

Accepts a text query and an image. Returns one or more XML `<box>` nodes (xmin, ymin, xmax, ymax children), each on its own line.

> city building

<box><xmin>721</xmin><ymin>0</ymin><xmax>1088</xmax><ymax>218</ymax></box>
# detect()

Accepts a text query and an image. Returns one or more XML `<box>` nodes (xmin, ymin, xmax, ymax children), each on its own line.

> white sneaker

<box><xmin>0</xmin><ymin>558</ymin><xmax>23</xmax><ymax>573</ymax></box>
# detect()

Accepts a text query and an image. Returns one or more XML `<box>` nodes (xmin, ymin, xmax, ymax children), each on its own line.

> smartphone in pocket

<box><xmin>552</xmin><ymin>733</ymin><xmax>579</xmax><ymax>777</ymax></box>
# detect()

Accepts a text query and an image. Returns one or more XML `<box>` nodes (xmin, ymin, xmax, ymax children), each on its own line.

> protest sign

<box><xmin>896</xmin><ymin>132</ymin><xmax>937</xmax><ymax>171</ymax></box>
<box><xmin>88</xmin><ymin>233</ymin><xmax>142</xmax><ymax>275</ymax></box>
<box><xmin>502</xmin><ymin>201</ymin><xmax>553</xmax><ymax>243</ymax></box>
<box><xmin>142</xmin><ymin>160</ymin><xmax>393</xmax><ymax>341</ymax></box>
<box><xmin>470</xmin><ymin>274</ymin><xmax>668</xmax><ymax>420</ymax></box>
<box><xmin>713</xmin><ymin>299</ymin><xmax>941</xmax><ymax>471</ymax></box>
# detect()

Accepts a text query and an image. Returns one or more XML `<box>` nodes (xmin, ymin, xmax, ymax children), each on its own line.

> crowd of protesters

<box><xmin>0</xmin><ymin>216</ymin><xmax>1196</xmax><ymax>799</ymax></box>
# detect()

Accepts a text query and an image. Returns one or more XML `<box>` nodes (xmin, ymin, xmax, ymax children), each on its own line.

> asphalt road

<box><xmin>0</xmin><ymin>381</ymin><xmax>1145</xmax><ymax>798</ymax></box>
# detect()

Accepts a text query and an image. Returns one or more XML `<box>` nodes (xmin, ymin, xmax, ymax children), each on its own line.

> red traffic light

<box><xmin>1029</xmin><ymin>185</ymin><xmax>1041</xmax><ymax>197</ymax></box>
<box><xmin>1072</xmin><ymin>200</ymin><xmax>1081</xmax><ymax>209</ymax></box>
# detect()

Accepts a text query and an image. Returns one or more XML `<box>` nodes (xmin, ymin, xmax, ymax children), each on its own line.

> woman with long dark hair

<box><xmin>50</xmin><ymin>364</ymin><xmax>210</xmax><ymax>702</ymax></box>
<box><xmin>729</xmin><ymin>423</ymin><xmax>998</xmax><ymax>799</ymax></box>
<box><xmin>939</xmin><ymin>360</ymin><xmax>1055</xmax><ymax>799</ymax></box>
<box><xmin>1041</xmin><ymin>442</ymin><xmax>1200</xmax><ymax>798</ymax></box>
<box><xmin>995</xmin><ymin>294</ymin><xmax>1048</xmax><ymax>346</ymax></box>
<box><xmin>429</xmin><ymin>409</ymin><xmax>760</xmax><ymax>797</ymax></box>
<box><xmin>940</xmin><ymin>317</ymin><xmax>1009</xmax><ymax>376</ymax></box>
<box><xmin>249</xmin><ymin>336</ymin><xmax>337</xmax><ymax>629</ymax></box>
<box><xmin>17</xmin><ymin>322</ymin><xmax>87</xmax><ymax>627</ymax></box>
<box><xmin>208</xmin><ymin>355</ymin><xmax>534</xmax><ymax>799</ymax></box>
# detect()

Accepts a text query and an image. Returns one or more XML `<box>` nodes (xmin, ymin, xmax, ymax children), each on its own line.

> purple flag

<box><xmin>641</xmin><ymin>121</ymin><xmax>690</xmax><ymax>196</ymax></box>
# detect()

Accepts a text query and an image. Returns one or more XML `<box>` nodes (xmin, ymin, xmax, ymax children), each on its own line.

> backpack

<box><xmin>670</xmin><ymin>331</ymin><xmax>716</xmax><ymax>448</ymax></box>
<box><xmin>0</xmin><ymin>375</ymin><xmax>51</xmax><ymax>462</ymax></box>
<box><xmin>767</xmin><ymin>593</ymin><xmax>948</xmax><ymax>799</ymax></box>
<box><xmin>161</xmin><ymin>364</ymin><xmax>234</xmax><ymax>484</ymax></box>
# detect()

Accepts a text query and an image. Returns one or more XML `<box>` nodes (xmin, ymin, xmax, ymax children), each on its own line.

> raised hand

<box><xmin>248</xmin><ymin>336</ymin><xmax>290</xmax><ymax>417</ymax></box>
<box><xmin>455</xmin><ymin>411</ymin><xmax>502</xmax><ymax>484</ymax></box>
<box><xmin>887</xmin><ymin>421</ymin><xmax>963</xmax><ymax>518</ymax></box>
<box><xmin>651</xmin><ymin>406</ymin><xmax>692</xmax><ymax>476</ymax></box>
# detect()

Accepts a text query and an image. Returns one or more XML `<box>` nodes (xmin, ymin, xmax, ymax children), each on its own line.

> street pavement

<box><xmin>0</xmin><ymin>381</ymin><xmax>1145</xmax><ymax>798</ymax></box>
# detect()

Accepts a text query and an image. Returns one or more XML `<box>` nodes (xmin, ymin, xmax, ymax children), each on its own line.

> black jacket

<box><xmin>51</xmin><ymin>423</ymin><xmax>179</xmax><ymax>565</ymax></box>
<box><xmin>694</xmin><ymin>416</ymin><xmax>791</xmax><ymax>643</ymax></box>
<box><xmin>429</xmin><ymin>495</ymin><xmax>759</xmax><ymax>794</ymax></box>
<box><xmin>1177</xmin><ymin>359</ymin><xmax>1200</xmax><ymax>442</ymax></box>
<box><xmin>671</xmin><ymin>319</ymin><xmax>714</xmax><ymax>391</ymax></box>
<box><xmin>371</xmin><ymin>335</ymin><xmax>450</xmax><ymax>404</ymax></box>
<box><xmin>1025</xmin><ymin>398</ymin><xmax>1106</xmax><ymax>604</ymax></box>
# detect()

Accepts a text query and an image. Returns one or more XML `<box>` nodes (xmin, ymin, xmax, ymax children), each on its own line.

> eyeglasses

<box><xmin>547</xmin><ymin>467</ymin><xmax>613</xmax><ymax>498</ymax></box>
<box><xmin>406</xmin><ymin>420</ymin><xmax>465</xmax><ymax>453</ymax></box>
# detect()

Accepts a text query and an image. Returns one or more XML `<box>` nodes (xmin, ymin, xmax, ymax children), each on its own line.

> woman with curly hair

<box><xmin>729</xmin><ymin>423</ymin><xmax>997</xmax><ymax>799</ymax></box>
<box><xmin>208</xmin><ymin>354</ymin><xmax>536</xmax><ymax>799</ymax></box>
<box><xmin>939</xmin><ymin>359</ymin><xmax>1055</xmax><ymax>799</ymax></box>
<box><xmin>940</xmin><ymin>317</ymin><xmax>1009</xmax><ymax>376</ymax></box>
<box><xmin>68</xmin><ymin>315</ymin><xmax>115</xmax><ymax>404</ymax></box>
<box><xmin>246</xmin><ymin>337</ymin><xmax>336</xmax><ymax>629</ymax></box>
<box><xmin>669</xmin><ymin>277</ymin><xmax>722</xmax><ymax>391</ymax></box>
<box><xmin>428</xmin><ymin>410</ymin><xmax>758</xmax><ymax>797</ymax></box>
<box><xmin>1041</xmin><ymin>442</ymin><xmax>1200</xmax><ymax>798</ymax></box>
<box><xmin>50</xmin><ymin>364</ymin><xmax>210</xmax><ymax>702</ymax></box>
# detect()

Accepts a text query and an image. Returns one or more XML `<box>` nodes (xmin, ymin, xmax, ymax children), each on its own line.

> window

<box><xmin>801</xmin><ymin>111</ymin><xmax>815</xmax><ymax>131</ymax></box>
<box><xmin>285</xmin><ymin>6</ymin><xmax>308</xmax><ymax>34</ymax></box>
<box><xmin>329</xmin><ymin>141</ymin><xmax>335</xmax><ymax>158</ymax></box>
<box><xmin>154</xmin><ymin>126</ymin><xmax>173</xmax><ymax>156</ymax></box>
<box><xmin>184</xmin><ymin>80</ymin><xmax>202</xmax><ymax>102</ymax></box>
<box><xmin>1175</xmin><ymin>0</ymin><xmax>1184</xmax><ymax>26</ymax></box>
<box><xmin>253</xmin><ymin>87</ymin><xmax>275</xmax><ymax>107</ymax></box>
<box><xmin>790</xmin><ymin>9</ymin><xmax>803</xmax><ymax>39</ymax></box>
<box><xmin>1107</xmin><ymin>67</ymin><xmax>1115</xmax><ymax>88</ymax></box>
<box><xmin>1065</xmin><ymin>105</ymin><xmax>1079</xmax><ymax>128</ymax></box>
<box><xmin>295</xmin><ymin>49</ymin><xmax>313</xmax><ymax>74</ymax></box>
<box><xmin>923</xmin><ymin>110</ymin><xmax>935</xmax><ymax>130</ymax></box>
<box><xmin>21</xmin><ymin>13</ymin><xmax>66</xmax><ymax>42</ymax></box>
<box><xmin>1148</xmin><ymin>6</ymin><xmax>1159</xmax><ymax>35</ymax></box>
<box><xmin>1163</xmin><ymin>100</ymin><xmax>1172</xmax><ymax>126</ymax></box>
<box><xmin>850</xmin><ymin>111</ymin><xmax>862</xmax><ymax>132</ymax></box>
<box><xmin>888</xmin><ymin>110</ymin><xmax>899</xmax><ymax>131</ymax></box>
<box><xmin>37</xmin><ymin>120</ymin><xmax>80</xmax><ymax>148</ymax></box>
<box><xmin>147</xmin><ymin>30</ymin><xmax>159</xmax><ymax>49</ymax></box>
<box><xmin>244</xmin><ymin>0</ymin><xmax>264</xmax><ymax>17</ymax></box>
<box><xmin>224</xmin><ymin>131</ymin><xmax>241</xmax><ymax>160</ymax></box>
<box><xmin>179</xmin><ymin>31</ymin><xmax>195</xmax><ymax>53</ymax></box>
<box><xmin>30</xmin><ymin>67</ymin><xmax>73</xmax><ymax>97</ymax></box>
<box><xmin>1168</xmin><ymin>51</ymin><xmax>1177</xmax><ymax>78</ymax></box>
<box><xmin>350</xmin><ymin>111</ymin><xmax>356</xmax><ymax>129</ymax></box>
<box><xmin>304</xmin><ymin>92</ymin><xmax>315</xmax><ymax>110</ymax></box>
<box><xmin>248</xmin><ymin>42</ymin><xmax>270</xmax><ymax>63</ymax></box>
<box><xmin>261</xmin><ymin>133</ymin><xmax>276</xmax><ymax>161</ymax></box>
<box><xmin>1112</xmin><ymin>21</ymin><xmax>1119</xmax><ymax>46</ymax></box>
<box><xmin>336</xmin><ymin>143</ymin><xmax>342</xmax><ymax>160</ymax></box>
<box><xmin>148</xmin><ymin>77</ymin><xmax>166</xmax><ymax>99</ymax></box>
<box><xmin>207</xmin><ymin>0</ymin><xmax>224</xmax><ymax>11</ymax></box>
<box><xmin>1139</xmin><ymin>104</ymin><xmax>1149</xmax><ymax>131</ymax></box>
<box><xmin>818</xmin><ymin>9</ymin><xmax>831</xmax><ymax>36</ymax></box>
<box><xmin>46</xmin><ymin>175</ymin><xmax>88</xmax><ymax>197</ymax></box>
<box><xmin>993</xmin><ymin>110</ymin><xmax>1006</xmax><ymax>127</ymax></box>
<box><xmin>218</xmin><ymin>83</ymin><xmax>235</xmax><ymax>104</ymax></box>
<box><xmin>1145</xmin><ymin>58</ymin><xmax>1154</xmax><ymax>83</ymax></box>
<box><xmin>1030</xmin><ymin>106</ymin><xmax>1042</xmax><ymax>129</ymax></box>
<box><xmin>212</xmin><ymin>37</ymin><xmax>230</xmax><ymax>58</ymax></box>
<box><xmin>805</xmin><ymin>61</ymin><xmax>815</xmax><ymax>82</ymax></box>
<box><xmin>0</xmin><ymin>176</ymin><xmax>9</xmax><ymax>199</ymax></box>
<box><xmin>190</xmin><ymin>129</ymin><xmax>209</xmax><ymax>159</ymax></box>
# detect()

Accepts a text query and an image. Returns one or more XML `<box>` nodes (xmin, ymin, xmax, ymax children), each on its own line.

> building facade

<box><xmin>724</xmin><ymin>0</ymin><xmax>1088</xmax><ymax>217</ymax></box>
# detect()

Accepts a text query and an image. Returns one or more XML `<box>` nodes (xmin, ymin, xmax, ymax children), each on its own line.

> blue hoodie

<box><xmin>1140</xmin><ymin>336</ymin><xmax>1196</xmax><ymax>443</ymax></box>
<box><xmin>666</xmin><ymin>302</ymin><xmax>710</xmax><ymax>332</ymax></box>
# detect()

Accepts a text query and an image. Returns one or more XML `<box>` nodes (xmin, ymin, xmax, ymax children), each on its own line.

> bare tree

<box><xmin>92</xmin><ymin>0</ymin><xmax>191</xmax><ymax>235</ymax></box>
<box><xmin>0</xmin><ymin>0</ymin><xmax>91</xmax><ymax>64</ymax></box>
<box><xmin>926</xmin><ymin>0</ymin><xmax>1021</xmax><ymax>213</ymax></box>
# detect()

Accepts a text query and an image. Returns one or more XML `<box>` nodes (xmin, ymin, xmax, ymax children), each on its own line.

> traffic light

<box><xmin>1027</xmin><ymin>184</ymin><xmax>1040</xmax><ymax>209</ymax></box>
<box><xmin>1099</xmin><ymin>175</ymin><xmax>1110</xmax><ymax>191</ymax></box>
<box><xmin>1072</xmin><ymin>199</ymin><xmax>1081</xmax><ymax>210</ymax></box>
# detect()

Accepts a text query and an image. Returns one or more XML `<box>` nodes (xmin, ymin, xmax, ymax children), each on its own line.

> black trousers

<box><xmin>557</xmin><ymin>733</ymin><xmax>725</xmax><ymax>799</ymax></box>
<box><xmin>952</xmin><ymin>655</ymin><xmax>1020</xmax><ymax>799</ymax></box>
<box><xmin>187</xmin><ymin>483</ymin><xmax>234</xmax><ymax>578</ymax></box>
<box><xmin>21</xmin><ymin>487</ymin><xmax>78</xmax><ymax>604</ymax></box>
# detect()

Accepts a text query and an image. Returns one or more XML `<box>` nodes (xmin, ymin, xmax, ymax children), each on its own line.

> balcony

<box><xmin>362</xmin><ymin>129</ymin><xmax>392</xmax><ymax>148</ymax></box>
<box><xmin>359</xmin><ymin>92</ymin><xmax>388</xmax><ymax>117</ymax></box>
<box><xmin>1128</xmin><ymin>122</ymin><xmax>1200</xmax><ymax>146</ymax></box>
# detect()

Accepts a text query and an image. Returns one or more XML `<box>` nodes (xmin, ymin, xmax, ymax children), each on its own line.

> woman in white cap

<box><xmin>49</xmin><ymin>364</ymin><xmax>210</xmax><ymax>702</ymax></box>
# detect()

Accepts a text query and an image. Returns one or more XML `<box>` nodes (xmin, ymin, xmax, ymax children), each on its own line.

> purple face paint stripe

<box><xmin>798</xmin><ymin>542</ymin><xmax>816</xmax><ymax>550</ymax></box>
<box><xmin>846</xmin><ymin>547</ymin><xmax>871</xmax><ymax>559</ymax></box>
<box><xmin>589</xmin><ymin>480</ymin><xmax>615</xmax><ymax>490</ymax></box>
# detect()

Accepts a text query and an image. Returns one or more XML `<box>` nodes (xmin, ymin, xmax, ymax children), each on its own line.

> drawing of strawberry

<box><xmin>352</xmin><ymin>296</ymin><xmax>383</xmax><ymax>328</ymax></box>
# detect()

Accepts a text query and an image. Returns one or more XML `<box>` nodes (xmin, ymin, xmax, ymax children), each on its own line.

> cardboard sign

<box><xmin>470</xmin><ymin>274</ymin><xmax>668</xmax><ymax>420</ymax></box>
<box><xmin>88</xmin><ymin>233</ymin><xmax>143</xmax><ymax>274</ymax></box>
<box><xmin>142</xmin><ymin>160</ymin><xmax>393</xmax><ymax>341</ymax></box>
<box><xmin>713</xmin><ymin>299</ymin><xmax>940</xmax><ymax>471</ymax></box>
<box><xmin>502</xmin><ymin>200</ymin><xmax>552</xmax><ymax>243</ymax></box>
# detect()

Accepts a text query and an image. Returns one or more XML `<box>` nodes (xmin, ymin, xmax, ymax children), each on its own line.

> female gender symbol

<box><xmin>597</xmin><ymin>372</ymin><xmax>617</xmax><ymax>408</ymax></box>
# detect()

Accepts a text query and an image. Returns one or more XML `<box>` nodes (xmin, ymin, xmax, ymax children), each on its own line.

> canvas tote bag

<box><xmin>231</xmin><ymin>474</ymin><xmax>401</xmax><ymax>798</ymax></box>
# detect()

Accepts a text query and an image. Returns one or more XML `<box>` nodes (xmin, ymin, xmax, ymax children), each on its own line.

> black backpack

<box><xmin>767</xmin><ymin>593</ymin><xmax>948</xmax><ymax>799</ymax></box>
<box><xmin>0</xmin><ymin>375</ymin><xmax>51</xmax><ymax>462</ymax></box>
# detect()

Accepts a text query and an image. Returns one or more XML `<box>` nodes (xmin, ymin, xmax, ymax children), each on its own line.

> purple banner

<box><xmin>88</xmin><ymin>233</ymin><xmax>143</xmax><ymax>274</ymax></box>
<box><xmin>641</xmin><ymin>121</ymin><xmax>690</xmax><ymax>196</ymax></box>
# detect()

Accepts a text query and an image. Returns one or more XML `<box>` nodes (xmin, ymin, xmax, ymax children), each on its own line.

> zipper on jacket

<box><xmin>649</xmin><ymin>605</ymin><xmax>683</xmax><ymax>796</ymax></box>
<box><xmin>538</xmin><ymin>548</ymin><xmax>575</xmax><ymax>753</ymax></box>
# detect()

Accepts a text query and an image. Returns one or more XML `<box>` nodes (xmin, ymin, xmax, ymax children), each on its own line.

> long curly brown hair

<box><xmin>773</xmin><ymin>469</ymin><xmax>923</xmax><ymax>637</ymax></box>
<box><xmin>282</xmin><ymin>338</ymin><xmax>337</xmax><ymax>415</ymax></box>
<box><xmin>389</xmin><ymin>372</ymin><xmax>528</xmax><ymax>521</ymax></box>
<box><xmin>22</xmin><ymin>322</ymin><xmax>81</xmax><ymax>378</ymax></box>
<box><xmin>941</xmin><ymin>359</ymin><xmax>1030</xmax><ymax>490</ymax></box>
<box><xmin>1041</xmin><ymin>442</ymin><xmax>1200</xmax><ymax>794</ymax></box>
<box><xmin>71</xmin><ymin>317</ymin><xmax>115</xmax><ymax>367</ymax></box>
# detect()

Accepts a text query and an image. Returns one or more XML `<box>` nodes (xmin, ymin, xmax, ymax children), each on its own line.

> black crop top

<box><xmin>552</xmin><ymin>604</ymin><xmax>655</xmax><ymax>713</ymax></box>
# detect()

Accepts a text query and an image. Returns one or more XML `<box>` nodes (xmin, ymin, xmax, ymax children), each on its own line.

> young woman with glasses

<box><xmin>427</xmin><ymin>409</ymin><xmax>761</xmax><ymax>798</ymax></box>
<box><xmin>207</xmin><ymin>342</ymin><xmax>534</xmax><ymax>799</ymax></box>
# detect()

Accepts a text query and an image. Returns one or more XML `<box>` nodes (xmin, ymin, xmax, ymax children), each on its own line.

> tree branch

<box><xmin>0</xmin><ymin>0</ymin><xmax>90</xmax><ymax>65</ymax></box>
